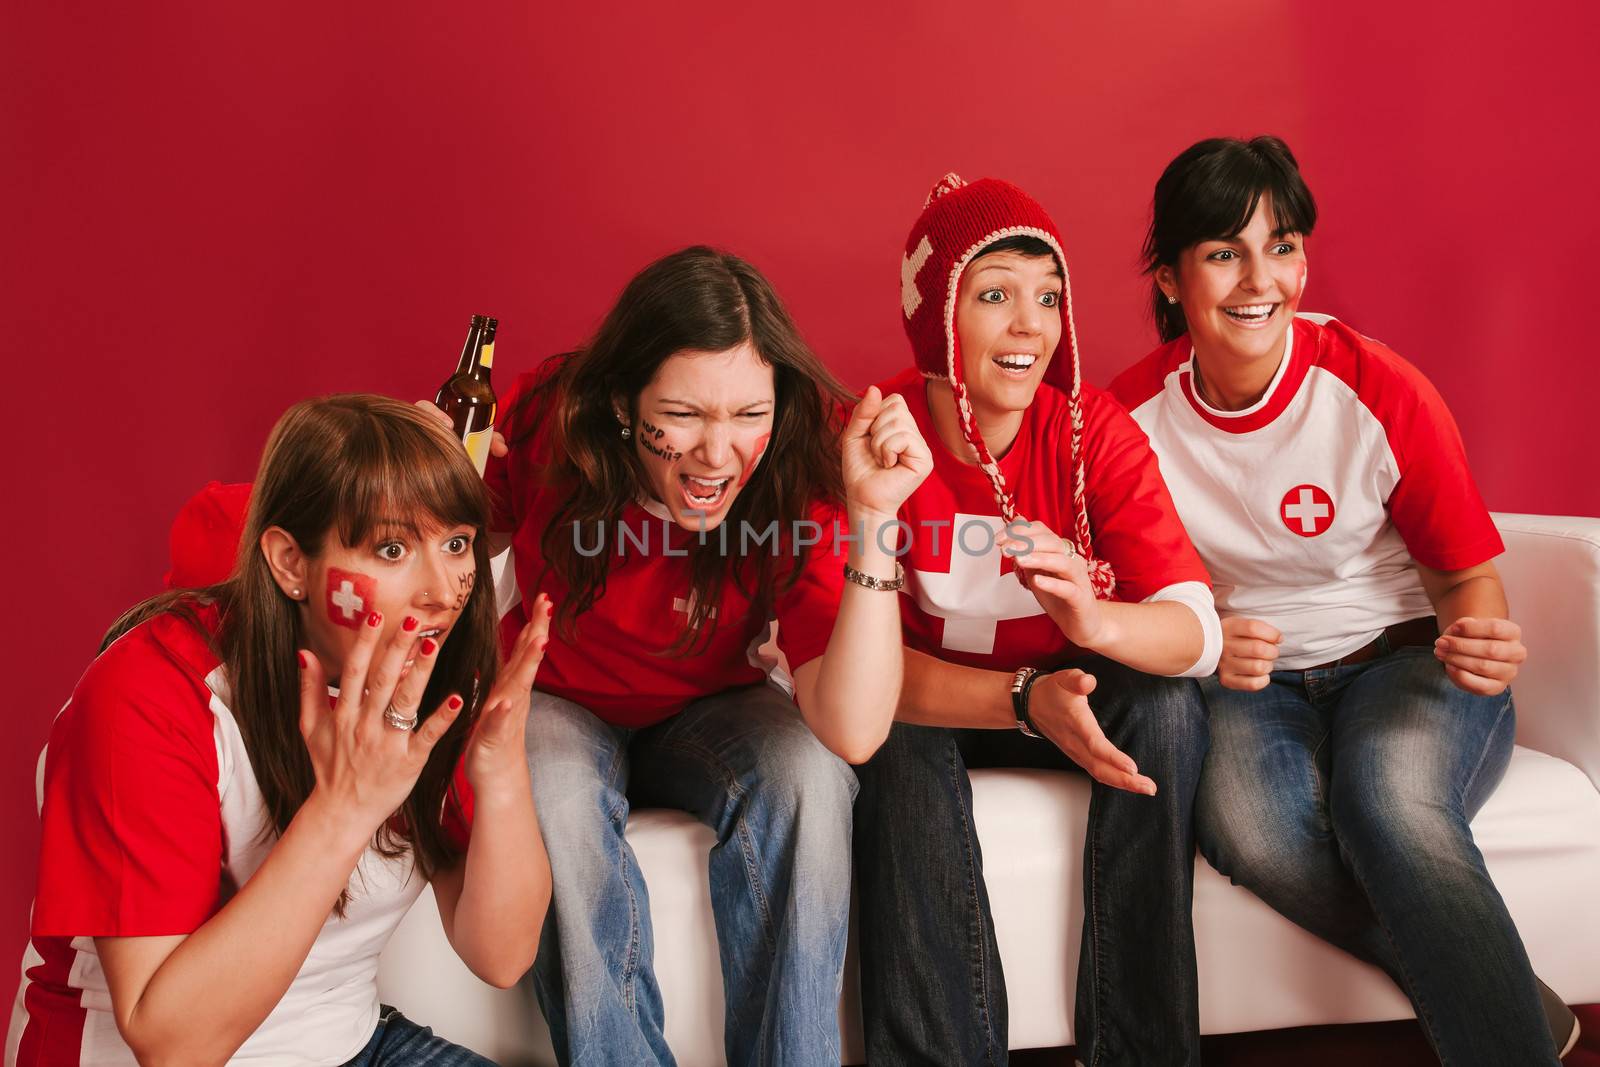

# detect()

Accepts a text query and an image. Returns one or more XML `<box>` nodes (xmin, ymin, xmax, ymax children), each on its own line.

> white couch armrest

<box><xmin>1491</xmin><ymin>513</ymin><xmax>1600</xmax><ymax>790</ymax></box>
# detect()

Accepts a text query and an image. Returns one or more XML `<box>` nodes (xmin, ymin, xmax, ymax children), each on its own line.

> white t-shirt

<box><xmin>1109</xmin><ymin>316</ymin><xmax>1502</xmax><ymax>670</ymax></box>
<box><xmin>11</xmin><ymin>605</ymin><xmax>465</xmax><ymax>1066</ymax></box>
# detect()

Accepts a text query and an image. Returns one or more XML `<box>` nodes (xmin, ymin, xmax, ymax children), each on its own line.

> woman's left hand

<box><xmin>997</xmin><ymin>519</ymin><xmax>1104</xmax><ymax>649</ymax></box>
<box><xmin>841</xmin><ymin>386</ymin><xmax>933</xmax><ymax>520</ymax></box>
<box><xmin>1435</xmin><ymin>616</ymin><xmax>1525</xmax><ymax>696</ymax></box>
<box><xmin>462</xmin><ymin>593</ymin><xmax>552</xmax><ymax>798</ymax></box>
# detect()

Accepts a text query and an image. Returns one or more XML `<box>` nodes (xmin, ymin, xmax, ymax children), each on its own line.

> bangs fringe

<box><xmin>333</xmin><ymin>405</ymin><xmax>490</xmax><ymax>550</ymax></box>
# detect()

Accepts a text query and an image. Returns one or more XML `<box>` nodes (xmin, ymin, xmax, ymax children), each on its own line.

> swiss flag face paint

<box><xmin>738</xmin><ymin>432</ymin><xmax>771</xmax><ymax>488</ymax></box>
<box><xmin>326</xmin><ymin>568</ymin><xmax>378</xmax><ymax>628</ymax></box>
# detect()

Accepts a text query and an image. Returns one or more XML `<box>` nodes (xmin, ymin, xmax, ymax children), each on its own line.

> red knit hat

<box><xmin>900</xmin><ymin>173</ymin><xmax>1113</xmax><ymax>597</ymax></box>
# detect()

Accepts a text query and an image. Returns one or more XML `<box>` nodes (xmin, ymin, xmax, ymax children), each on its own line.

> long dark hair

<box><xmin>104</xmin><ymin>395</ymin><xmax>500</xmax><ymax>890</ymax></box>
<box><xmin>1143</xmin><ymin>135</ymin><xmax>1318</xmax><ymax>343</ymax></box>
<box><xmin>509</xmin><ymin>246</ymin><xmax>850</xmax><ymax>652</ymax></box>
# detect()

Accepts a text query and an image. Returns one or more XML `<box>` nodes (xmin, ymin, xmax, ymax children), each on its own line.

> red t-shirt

<box><xmin>484</xmin><ymin>364</ymin><xmax>847</xmax><ymax>727</ymax></box>
<box><xmin>879</xmin><ymin>367</ymin><xmax>1211</xmax><ymax>674</ymax></box>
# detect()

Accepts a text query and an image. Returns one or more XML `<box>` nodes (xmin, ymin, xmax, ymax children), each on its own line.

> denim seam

<box><xmin>1085</xmin><ymin>789</ymin><xmax>1106</xmax><ymax>1067</ymax></box>
<box><xmin>602</xmin><ymin>735</ymin><xmax>644</xmax><ymax>1017</ymax></box>
<box><xmin>653</xmin><ymin>735</ymin><xmax>780</xmax><ymax>959</ymax></box>
<box><xmin>946</xmin><ymin>740</ymin><xmax>1001</xmax><ymax>1066</ymax></box>
<box><xmin>1457</xmin><ymin>691</ymin><xmax>1514</xmax><ymax>810</ymax></box>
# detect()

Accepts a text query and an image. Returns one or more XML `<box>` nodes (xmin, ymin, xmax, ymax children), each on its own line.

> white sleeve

<box><xmin>1141</xmin><ymin>580</ymin><xmax>1221</xmax><ymax>678</ymax></box>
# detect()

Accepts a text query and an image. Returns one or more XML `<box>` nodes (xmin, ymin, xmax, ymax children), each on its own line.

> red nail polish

<box><xmin>420</xmin><ymin>638</ymin><xmax>438</xmax><ymax>656</ymax></box>
<box><xmin>367</xmin><ymin>611</ymin><xmax>382</xmax><ymax>628</ymax></box>
<box><xmin>403</xmin><ymin>616</ymin><xmax>419</xmax><ymax>632</ymax></box>
<box><xmin>447</xmin><ymin>694</ymin><xmax>463</xmax><ymax>710</ymax></box>
<box><xmin>297</xmin><ymin>651</ymin><xmax>308</xmax><ymax>669</ymax></box>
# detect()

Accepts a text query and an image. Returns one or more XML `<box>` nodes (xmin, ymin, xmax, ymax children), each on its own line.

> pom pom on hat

<box><xmin>165</xmin><ymin>480</ymin><xmax>251</xmax><ymax>589</ymax></box>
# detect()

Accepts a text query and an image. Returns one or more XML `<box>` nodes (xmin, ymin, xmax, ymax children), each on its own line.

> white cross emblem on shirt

<box><xmin>673</xmin><ymin>594</ymin><xmax>718</xmax><ymax>623</ymax></box>
<box><xmin>902</xmin><ymin>235</ymin><xmax>933</xmax><ymax>319</ymax></box>
<box><xmin>910</xmin><ymin>514</ymin><xmax>1045</xmax><ymax>654</ymax></box>
<box><xmin>330</xmin><ymin>580</ymin><xmax>365</xmax><ymax>620</ymax></box>
<box><xmin>1281</xmin><ymin>484</ymin><xmax>1334</xmax><ymax>536</ymax></box>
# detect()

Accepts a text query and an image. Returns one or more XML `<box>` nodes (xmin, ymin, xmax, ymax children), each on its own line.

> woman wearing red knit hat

<box><xmin>852</xmin><ymin>174</ymin><xmax>1220</xmax><ymax>1065</ymax></box>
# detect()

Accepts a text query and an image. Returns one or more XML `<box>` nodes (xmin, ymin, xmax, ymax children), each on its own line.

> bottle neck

<box><xmin>453</xmin><ymin>323</ymin><xmax>483</xmax><ymax>377</ymax></box>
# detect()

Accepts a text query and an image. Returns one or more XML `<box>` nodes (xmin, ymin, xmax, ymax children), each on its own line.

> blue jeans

<box><xmin>1196</xmin><ymin>644</ymin><xmax>1557</xmax><ymax>1066</ymax></box>
<box><xmin>525</xmin><ymin>683</ymin><xmax>856</xmax><ymax>1067</ymax></box>
<box><xmin>340</xmin><ymin>1006</ymin><xmax>494</xmax><ymax>1066</ymax></box>
<box><xmin>854</xmin><ymin>659</ymin><xmax>1209</xmax><ymax>1067</ymax></box>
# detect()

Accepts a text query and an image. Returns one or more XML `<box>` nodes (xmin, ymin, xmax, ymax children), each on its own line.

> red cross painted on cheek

<box><xmin>326</xmin><ymin>568</ymin><xmax>378</xmax><ymax>629</ymax></box>
<box><xmin>739</xmin><ymin>432</ymin><xmax>771</xmax><ymax>488</ymax></box>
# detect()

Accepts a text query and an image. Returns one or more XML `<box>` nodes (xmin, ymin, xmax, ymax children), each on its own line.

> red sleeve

<box><xmin>440</xmin><ymin>757</ymin><xmax>474</xmax><ymax>851</ymax></box>
<box><xmin>32</xmin><ymin>628</ymin><xmax>223</xmax><ymax>937</ymax></box>
<box><xmin>771</xmin><ymin>503</ymin><xmax>848</xmax><ymax>673</ymax></box>
<box><xmin>1106</xmin><ymin>338</ymin><xmax>1187</xmax><ymax>413</ymax></box>
<box><xmin>1079</xmin><ymin>388</ymin><xmax>1212</xmax><ymax>602</ymax></box>
<box><xmin>483</xmin><ymin>370</ymin><xmax>536</xmax><ymax>535</ymax></box>
<box><xmin>485</xmin><ymin>357</ymin><xmax>571</xmax><ymax>536</ymax></box>
<box><xmin>1325</xmin><ymin>323</ymin><xmax>1503</xmax><ymax>571</ymax></box>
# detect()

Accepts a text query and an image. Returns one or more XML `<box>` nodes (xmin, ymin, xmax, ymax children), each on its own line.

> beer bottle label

<box><xmin>479</xmin><ymin>342</ymin><xmax>495</xmax><ymax>368</ymax></box>
<box><xmin>463</xmin><ymin>425</ymin><xmax>493</xmax><ymax>475</ymax></box>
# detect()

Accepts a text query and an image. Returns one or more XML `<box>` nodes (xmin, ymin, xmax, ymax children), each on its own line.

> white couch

<box><xmin>377</xmin><ymin>513</ymin><xmax>1600</xmax><ymax>1065</ymax></box>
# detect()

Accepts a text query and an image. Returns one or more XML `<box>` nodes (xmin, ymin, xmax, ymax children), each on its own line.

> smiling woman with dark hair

<box><xmin>1111</xmin><ymin>134</ymin><xmax>1577</xmax><ymax>1064</ymax></box>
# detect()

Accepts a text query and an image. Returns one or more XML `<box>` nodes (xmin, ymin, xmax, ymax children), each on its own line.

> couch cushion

<box><xmin>378</xmin><ymin>746</ymin><xmax>1600</xmax><ymax>1066</ymax></box>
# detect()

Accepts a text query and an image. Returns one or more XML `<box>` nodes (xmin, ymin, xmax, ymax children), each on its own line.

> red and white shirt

<box><xmin>877</xmin><ymin>367</ymin><xmax>1217</xmax><ymax>676</ymax></box>
<box><xmin>1109</xmin><ymin>316</ymin><xmax>1503</xmax><ymax>670</ymax></box>
<box><xmin>10</xmin><ymin>606</ymin><xmax>465</xmax><ymax>1067</ymax></box>
<box><xmin>484</xmin><ymin>366</ymin><xmax>847</xmax><ymax>728</ymax></box>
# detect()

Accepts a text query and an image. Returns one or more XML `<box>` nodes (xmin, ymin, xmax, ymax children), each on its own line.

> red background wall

<box><xmin>4</xmin><ymin>1</ymin><xmax>1596</xmax><ymax>988</ymax></box>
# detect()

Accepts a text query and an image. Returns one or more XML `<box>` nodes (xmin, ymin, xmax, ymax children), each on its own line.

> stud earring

<box><xmin>620</xmin><ymin>425</ymin><xmax>632</xmax><ymax>440</ymax></box>
<box><xmin>1166</xmin><ymin>295</ymin><xmax>1178</xmax><ymax>305</ymax></box>
<box><xmin>291</xmin><ymin>587</ymin><xmax>302</xmax><ymax>599</ymax></box>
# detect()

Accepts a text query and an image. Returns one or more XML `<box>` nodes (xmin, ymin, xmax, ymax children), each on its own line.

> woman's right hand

<box><xmin>414</xmin><ymin>399</ymin><xmax>508</xmax><ymax>458</ymax></box>
<box><xmin>297</xmin><ymin>611</ymin><xmax>466</xmax><ymax>833</ymax></box>
<box><xmin>1218</xmin><ymin>616</ymin><xmax>1281</xmax><ymax>691</ymax></box>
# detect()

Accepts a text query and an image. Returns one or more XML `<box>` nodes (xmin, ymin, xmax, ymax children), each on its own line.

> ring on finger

<box><xmin>382</xmin><ymin>704</ymin><xmax>419</xmax><ymax>731</ymax></box>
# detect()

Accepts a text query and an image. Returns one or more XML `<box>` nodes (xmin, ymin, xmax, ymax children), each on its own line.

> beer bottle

<box><xmin>436</xmin><ymin>315</ymin><xmax>498</xmax><ymax>474</ymax></box>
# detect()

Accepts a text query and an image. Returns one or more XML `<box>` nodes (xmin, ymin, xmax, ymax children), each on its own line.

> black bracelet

<box><xmin>1010</xmin><ymin>667</ymin><xmax>1055</xmax><ymax>739</ymax></box>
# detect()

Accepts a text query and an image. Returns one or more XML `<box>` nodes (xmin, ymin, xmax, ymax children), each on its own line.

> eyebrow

<box><xmin>970</xmin><ymin>262</ymin><xmax>1063</xmax><ymax>278</ymax></box>
<box><xmin>656</xmin><ymin>398</ymin><xmax>774</xmax><ymax>411</ymax></box>
<box><xmin>1207</xmin><ymin>229</ymin><xmax>1301</xmax><ymax>244</ymax></box>
<box><xmin>370</xmin><ymin>518</ymin><xmax>423</xmax><ymax>540</ymax></box>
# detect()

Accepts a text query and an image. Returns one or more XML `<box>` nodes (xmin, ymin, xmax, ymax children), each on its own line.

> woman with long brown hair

<box><xmin>481</xmin><ymin>245</ymin><xmax>930</xmax><ymax>1064</ymax></box>
<box><xmin>13</xmin><ymin>395</ymin><xmax>553</xmax><ymax>1066</ymax></box>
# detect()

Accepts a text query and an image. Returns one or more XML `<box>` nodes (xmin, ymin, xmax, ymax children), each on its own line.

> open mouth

<box><xmin>679</xmin><ymin>474</ymin><xmax>731</xmax><ymax>509</ymax></box>
<box><xmin>992</xmin><ymin>353</ymin><xmax>1038</xmax><ymax>377</ymax></box>
<box><xmin>1222</xmin><ymin>303</ymin><xmax>1278</xmax><ymax>326</ymax></box>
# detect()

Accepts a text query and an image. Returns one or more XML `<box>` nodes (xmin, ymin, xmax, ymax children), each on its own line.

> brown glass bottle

<box><xmin>436</xmin><ymin>315</ymin><xmax>498</xmax><ymax>474</ymax></box>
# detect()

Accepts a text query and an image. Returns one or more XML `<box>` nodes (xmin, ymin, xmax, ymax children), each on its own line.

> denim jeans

<box><xmin>524</xmin><ymin>683</ymin><xmax>856</xmax><ymax>1067</ymax></box>
<box><xmin>854</xmin><ymin>658</ymin><xmax>1209</xmax><ymax>1067</ymax></box>
<box><xmin>340</xmin><ymin>1006</ymin><xmax>495</xmax><ymax>1066</ymax></box>
<box><xmin>1196</xmin><ymin>643</ymin><xmax>1558</xmax><ymax>1066</ymax></box>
